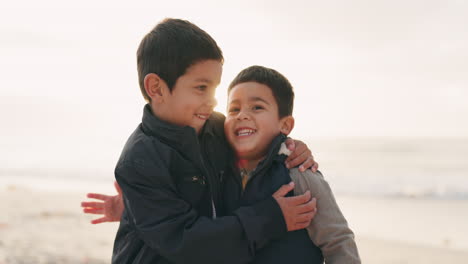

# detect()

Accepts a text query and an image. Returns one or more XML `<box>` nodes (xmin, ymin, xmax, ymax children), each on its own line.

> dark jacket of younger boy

<box><xmin>112</xmin><ymin>105</ymin><xmax>288</xmax><ymax>264</ymax></box>
<box><xmin>223</xmin><ymin>134</ymin><xmax>324</xmax><ymax>264</ymax></box>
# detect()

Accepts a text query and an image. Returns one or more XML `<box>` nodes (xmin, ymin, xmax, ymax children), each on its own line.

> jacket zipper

<box><xmin>199</xmin><ymin>136</ymin><xmax>218</xmax><ymax>219</ymax></box>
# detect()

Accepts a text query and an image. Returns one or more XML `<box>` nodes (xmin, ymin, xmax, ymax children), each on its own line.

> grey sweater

<box><xmin>289</xmin><ymin>167</ymin><xmax>361</xmax><ymax>264</ymax></box>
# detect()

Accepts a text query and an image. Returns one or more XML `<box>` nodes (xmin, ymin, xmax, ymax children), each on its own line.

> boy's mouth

<box><xmin>235</xmin><ymin>127</ymin><xmax>256</xmax><ymax>137</ymax></box>
<box><xmin>195</xmin><ymin>113</ymin><xmax>210</xmax><ymax>120</ymax></box>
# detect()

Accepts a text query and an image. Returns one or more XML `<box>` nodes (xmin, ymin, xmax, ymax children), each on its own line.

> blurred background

<box><xmin>1</xmin><ymin>0</ymin><xmax>467</xmax><ymax>263</ymax></box>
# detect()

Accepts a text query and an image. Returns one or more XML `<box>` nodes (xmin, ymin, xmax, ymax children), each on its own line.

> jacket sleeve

<box><xmin>116</xmin><ymin>160</ymin><xmax>287</xmax><ymax>264</ymax></box>
<box><xmin>289</xmin><ymin>168</ymin><xmax>361</xmax><ymax>264</ymax></box>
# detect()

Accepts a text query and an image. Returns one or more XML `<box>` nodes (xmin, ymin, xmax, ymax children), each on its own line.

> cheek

<box><xmin>261</xmin><ymin>118</ymin><xmax>280</xmax><ymax>133</ymax></box>
<box><xmin>178</xmin><ymin>99</ymin><xmax>198</xmax><ymax>113</ymax></box>
<box><xmin>224</xmin><ymin>119</ymin><xmax>240</xmax><ymax>143</ymax></box>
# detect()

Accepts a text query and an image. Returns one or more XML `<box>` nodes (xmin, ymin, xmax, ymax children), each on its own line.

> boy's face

<box><xmin>224</xmin><ymin>82</ymin><xmax>289</xmax><ymax>161</ymax></box>
<box><xmin>158</xmin><ymin>59</ymin><xmax>222</xmax><ymax>134</ymax></box>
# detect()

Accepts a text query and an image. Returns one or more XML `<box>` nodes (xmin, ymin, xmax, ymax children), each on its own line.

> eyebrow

<box><xmin>194</xmin><ymin>78</ymin><xmax>213</xmax><ymax>84</ymax></box>
<box><xmin>229</xmin><ymin>96</ymin><xmax>271</xmax><ymax>105</ymax></box>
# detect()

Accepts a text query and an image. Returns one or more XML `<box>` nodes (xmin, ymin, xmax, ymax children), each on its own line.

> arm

<box><xmin>289</xmin><ymin>169</ymin><xmax>361</xmax><ymax>264</ymax></box>
<box><xmin>80</xmin><ymin>139</ymin><xmax>317</xmax><ymax>225</ymax></box>
<box><xmin>117</xmin><ymin>160</ymin><xmax>314</xmax><ymax>264</ymax></box>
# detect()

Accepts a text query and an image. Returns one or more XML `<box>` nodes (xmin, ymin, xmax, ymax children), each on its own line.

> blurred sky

<box><xmin>1</xmin><ymin>0</ymin><xmax>467</xmax><ymax>170</ymax></box>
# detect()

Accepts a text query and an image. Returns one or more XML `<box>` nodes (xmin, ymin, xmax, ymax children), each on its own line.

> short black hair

<box><xmin>228</xmin><ymin>65</ymin><xmax>294</xmax><ymax>117</ymax></box>
<box><xmin>137</xmin><ymin>18</ymin><xmax>224</xmax><ymax>102</ymax></box>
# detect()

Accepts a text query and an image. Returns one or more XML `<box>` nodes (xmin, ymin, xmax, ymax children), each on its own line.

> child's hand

<box><xmin>284</xmin><ymin>139</ymin><xmax>318</xmax><ymax>172</ymax></box>
<box><xmin>81</xmin><ymin>181</ymin><xmax>124</xmax><ymax>224</ymax></box>
<box><xmin>273</xmin><ymin>182</ymin><xmax>317</xmax><ymax>231</ymax></box>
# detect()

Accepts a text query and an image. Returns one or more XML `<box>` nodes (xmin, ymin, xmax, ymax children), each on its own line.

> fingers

<box><xmin>285</xmin><ymin>141</ymin><xmax>305</xmax><ymax>162</ymax></box>
<box><xmin>290</xmin><ymin>202</ymin><xmax>317</xmax><ymax>231</ymax></box>
<box><xmin>295</xmin><ymin>197</ymin><xmax>316</xmax><ymax>214</ymax></box>
<box><xmin>295</xmin><ymin>209</ymin><xmax>317</xmax><ymax>223</ymax></box>
<box><xmin>272</xmin><ymin>182</ymin><xmax>295</xmax><ymax>198</ymax></box>
<box><xmin>86</xmin><ymin>193</ymin><xmax>110</xmax><ymax>201</ymax></box>
<box><xmin>91</xmin><ymin>217</ymin><xmax>109</xmax><ymax>225</ymax></box>
<box><xmin>287</xmin><ymin>150</ymin><xmax>312</xmax><ymax>169</ymax></box>
<box><xmin>290</xmin><ymin>140</ymin><xmax>308</xmax><ymax>160</ymax></box>
<box><xmin>312</xmin><ymin>161</ymin><xmax>319</xmax><ymax>172</ymax></box>
<box><xmin>278</xmin><ymin>192</ymin><xmax>317</xmax><ymax>232</ymax></box>
<box><xmin>298</xmin><ymin>156</ymin><xmax>318</xmax><ymax>172</ymax></box>
<box><xmin>114</xmin><ymin>181</ymin><xmax>122</xmax><ymax>195</ymax></box>
<box><xmin>283</xmin><ymin>190</ymin><xmax>311</xmax><ymax>205</ymax></box>
<box><xmin>299</xmin><ymin>156</ymin><xmax>314</xmax><ymax>172</ymax></box>
<box><xmin>294</xmin><ymin>221</ymin><xmax>311</xmax><ymax>230</ymax></box>
<box><xmin>284</xmin><ymin>138</ymin><xmax>295</xmax><ymax>151</ymax></box>
<box><xmin>83</xmin><ymin>208</ymin><xmax>104</xmax><ymax>215</ymax></box>
<box><xmin>81</xmin><ymin>202</ymin><xmax>105</xmax><ymax>209</ymax></box>
<box><xmin>286</xmin><ymin>147</ymin><xmax>311</xmax><ymax>168</ymax></box>
<box><xmin>277</xmin><ymin>188</ymin><xmax>318</xmax><ymax>231</ymax></box>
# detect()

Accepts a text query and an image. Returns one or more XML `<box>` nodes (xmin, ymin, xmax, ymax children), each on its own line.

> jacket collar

<box><xmin>251</xmin><ymin>134</ymin><xmax>288</xmax><ymax>176</ymax></box>
<box><xmin>141</xmin><ymin>104</ymin><xmax>216</xmax><ymax>150</ymax></box>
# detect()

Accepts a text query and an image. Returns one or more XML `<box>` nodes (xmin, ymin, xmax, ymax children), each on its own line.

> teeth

<box><xmin>196</xmin><ymin>114</ymin><xmax>208</xmax><ymax>119</ymax></box>
<box><xmin>237</xmin><ymin>129</ymin><xmax>255</xmax><ymax>136</ymax></box>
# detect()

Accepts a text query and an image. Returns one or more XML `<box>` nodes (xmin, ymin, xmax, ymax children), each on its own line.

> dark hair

<box><xmin>228</xmin><ymin>65</ymin><xmax>294</xmax><ymax>117</ymax></box>
<box><xmin>137</xmin><ymin>18</ymin><xmax>224</xmax><ymax>102</ymax></box>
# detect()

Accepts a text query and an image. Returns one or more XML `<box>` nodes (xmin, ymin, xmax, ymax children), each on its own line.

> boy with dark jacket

<box><xmin>222</xmin><ymin>65</ymin><xmax>361</xmax><ymax>263</ymax></box>
<box><xmin>111</xmin><ymin>18</ymin><xmax>317</xmax><ymax>264</ymax></box>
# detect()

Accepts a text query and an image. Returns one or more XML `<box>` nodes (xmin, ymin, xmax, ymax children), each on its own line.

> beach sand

<box><xmin>1</xmin><ymin>185</ymin><xmax>468</xmax><ymax>263</ymax></box>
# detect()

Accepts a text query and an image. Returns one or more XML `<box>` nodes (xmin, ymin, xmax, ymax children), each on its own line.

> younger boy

<box><xmin>222</xmin><ymin>65</ymin><xmax>361</xmax><ymax>263</ymax></box>
<box><xmin>111</xmin><ymin>18</ymin><xmax>317</xmax><ymax>264</ymax></box>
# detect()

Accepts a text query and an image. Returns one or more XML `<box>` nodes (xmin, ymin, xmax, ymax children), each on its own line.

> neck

<box><xmin>150</xmin><ymin>101</ymin><xmax>165</xmax><ymax>116</ymax></box>
<box><xmin>239</xmin><ymin>156</ymin><xmax>265</xmax><ymax>172</ymax></box>
<box><xmin>149</xmin><ymin>103</ymin><xmax>201</xmax><ymax>135</ymax></box>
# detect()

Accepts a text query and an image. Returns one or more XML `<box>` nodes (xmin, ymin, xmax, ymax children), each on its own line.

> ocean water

<box><xmin>1</xmin><ymin>137</ymin><xmax>468</xmax><ymax>199</ymax></box>
<box><xmin>309</xmin><ymin>137</ymin><xmax>468</xmax><ymax>200</ymax></box>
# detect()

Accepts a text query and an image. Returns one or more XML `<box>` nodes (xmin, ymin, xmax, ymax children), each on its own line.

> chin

<box><xmin>234</xmin><ymin>148</ymin><xmax>254</xmax><ymax>159</ymax></box>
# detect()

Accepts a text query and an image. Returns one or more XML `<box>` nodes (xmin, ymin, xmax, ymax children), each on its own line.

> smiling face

<box><xmin>224</xmin><ymin>82</ymin><xmax>294</xmax><ymax>169</ymax></box>
<box><xmin>150</xmin><ymin>59</ymin><xmax>222</xmax><ymax>134</ymax></box>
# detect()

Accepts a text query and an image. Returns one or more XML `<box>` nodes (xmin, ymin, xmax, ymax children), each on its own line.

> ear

<box><xmin>144</xmin><ymin>73</ymin><xmax>167</xmax><ymax>103</ymax></box>
<box><xmin>279</xmin><ymin>116</ymin><xmax>295</xmax><ymax>136</ymax></box>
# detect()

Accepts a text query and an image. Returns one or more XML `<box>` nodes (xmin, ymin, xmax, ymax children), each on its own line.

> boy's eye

<box><xmin>195</xmin><ymin>85</ymin><xmax>207</xmax><ymax>91</ymax></box>
<box><xmin>228</xmin><ymin>107</ymin><xmax>240</xmax><ymax>113</ymax></box>
<box><xmin>252</xmin><ymin>105</ymin><xmax>264</xmax><ymax>111</ymax></box>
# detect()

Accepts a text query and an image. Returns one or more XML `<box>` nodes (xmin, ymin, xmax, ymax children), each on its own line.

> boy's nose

<box><xmin>206</xmin><ymin>96</ymin><xmax>217</xmax><ymax>108</ymax></box>
<box><xmin>236</xmin><ymin>110</ymin><xmax>250</xmax><ymax>120</ymax></box>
